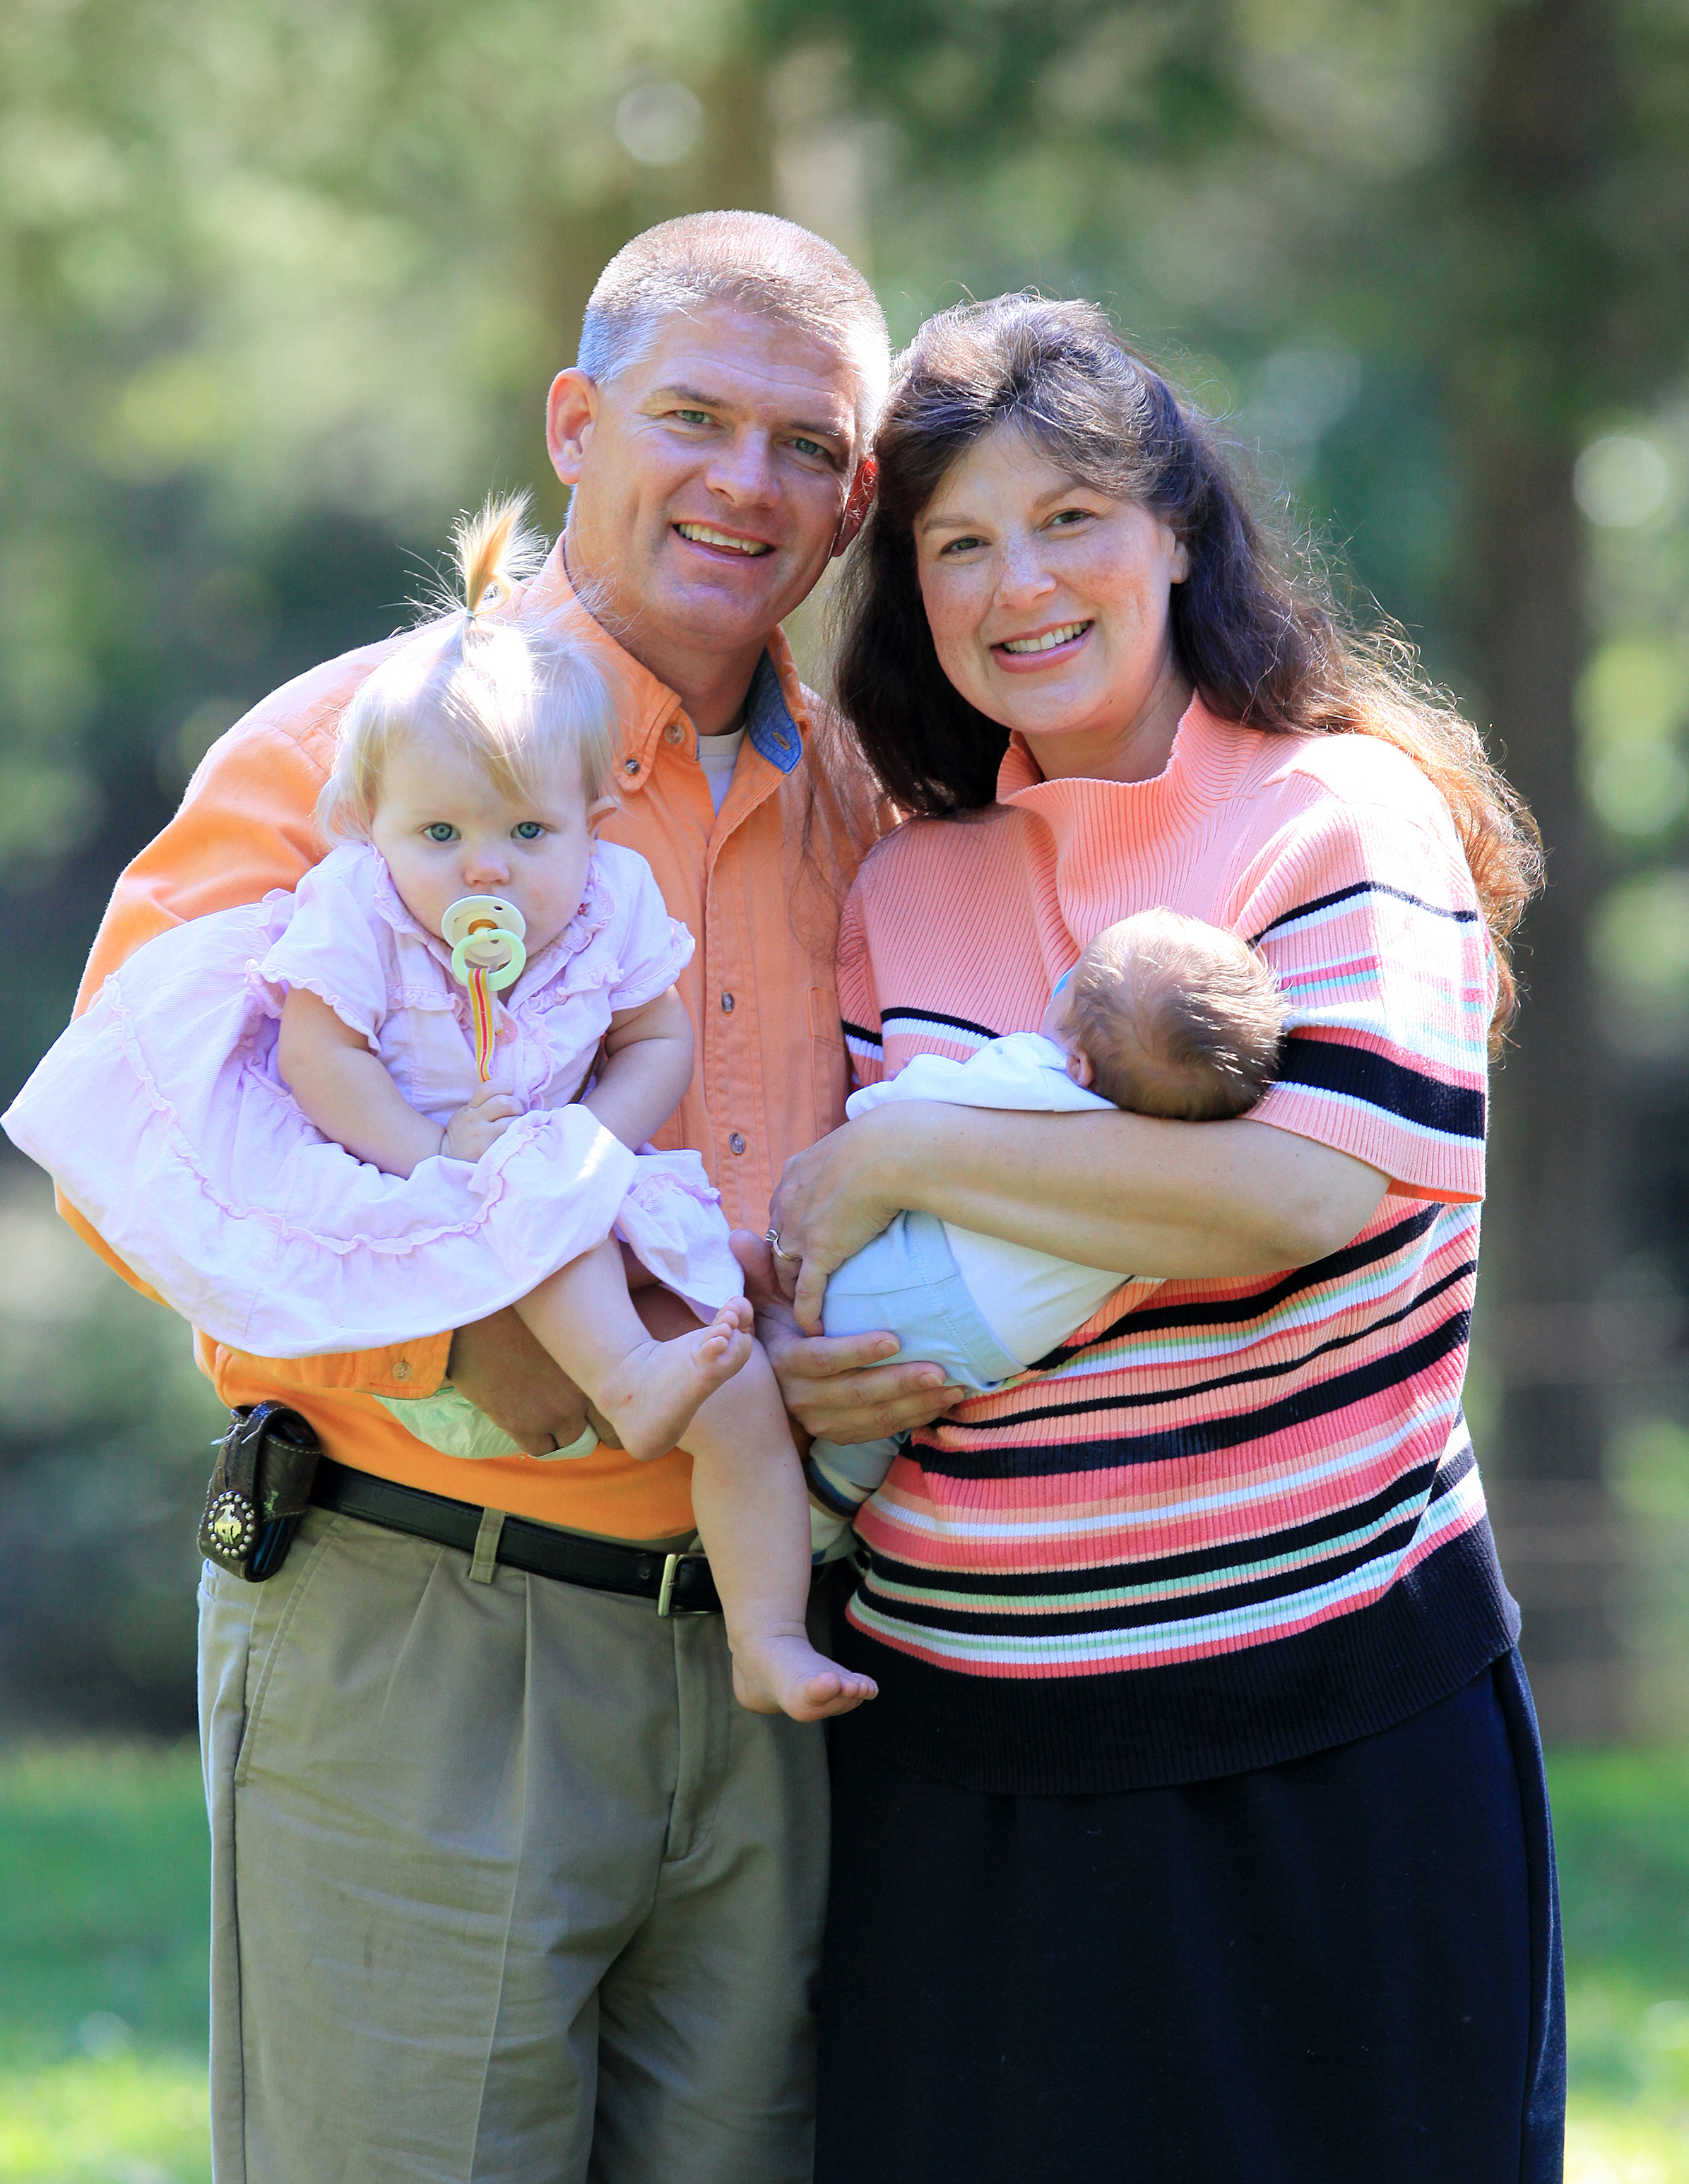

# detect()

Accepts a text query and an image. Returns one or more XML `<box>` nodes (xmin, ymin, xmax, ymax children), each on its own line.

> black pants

<box><xmin>817</xmin><ymin>1651</ymin><xmax>1564</xmax><ymax>2183</ymax></box>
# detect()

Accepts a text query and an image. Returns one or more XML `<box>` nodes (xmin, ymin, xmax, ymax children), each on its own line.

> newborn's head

<box><xmin>1041</xmin><ymin>910</ymin><xmax>1288</xmax><ymax>1120</ymax></box>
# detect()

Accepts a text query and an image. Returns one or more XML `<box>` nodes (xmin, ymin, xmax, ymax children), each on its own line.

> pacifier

<box><xmin>442</xmin><ymin>895</ymin><xmax>528</xmax><ymax>1084</ymax></box>
<box><xmin>441</xmin><ymin>894</ymin><xmax>528</xmax><ymax>992</ymax></box>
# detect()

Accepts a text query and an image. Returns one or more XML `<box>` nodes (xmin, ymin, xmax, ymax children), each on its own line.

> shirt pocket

<box><xmin>808</xmin><ymin>987</ymin><xmax>850</xmax><ymax>1138</ymax></box>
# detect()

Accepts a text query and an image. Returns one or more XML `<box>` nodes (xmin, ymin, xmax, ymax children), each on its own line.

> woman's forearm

<box><xmin>863</xmin><ymin>1103</ymin><xmax>1389</xmax><ymax>1278</ymax></box>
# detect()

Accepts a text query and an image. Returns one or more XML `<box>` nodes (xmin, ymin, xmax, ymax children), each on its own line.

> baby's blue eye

<box><xmin>511</xmin><ymin>821</ymin><xmax>545</xmax><ymax>841</ymax></box>
<box><xmin>424</xmin><ymin>823</ymin><xmax>457</xmax><ymax>843</ymax></box>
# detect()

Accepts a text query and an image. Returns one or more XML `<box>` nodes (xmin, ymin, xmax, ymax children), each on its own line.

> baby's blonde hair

<box><xmin>1069</xmin><ymin>909</ymin><xmax>1288</xmax><ymax>1120</ymax></box>
<box><xmin>317</xmin><ymin>492</ymin><xmax>619</xmax><ymax>841</ymax></box>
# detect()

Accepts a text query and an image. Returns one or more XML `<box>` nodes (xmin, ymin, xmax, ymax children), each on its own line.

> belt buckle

<box><xmin>656</xmin><ymin>1550</ymin><xmax>710</xmax><ymax>1616</ymax></box>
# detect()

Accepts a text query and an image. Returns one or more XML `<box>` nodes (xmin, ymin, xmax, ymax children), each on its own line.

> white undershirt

<box><xmin>697</xmin><ymin>726</ymin><xmax>747</xmax><ymax>816</ymax></box>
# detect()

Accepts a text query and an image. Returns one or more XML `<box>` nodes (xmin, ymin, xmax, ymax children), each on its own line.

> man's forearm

<box><xmin>870</xmin><ymin>1104</ymin><xmax>1389</xmax><ymax>1278</ymax></box>
<box><xmin>446</xmin><ymin>1307</ymin><xmax>605</xmax><ymax>1455</ymax></box>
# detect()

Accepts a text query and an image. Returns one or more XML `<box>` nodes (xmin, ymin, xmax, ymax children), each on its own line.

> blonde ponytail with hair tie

<box><xmin>451</xmin><ymin>491</ymin><xmax>546</xmax><ymax>625</ymax></box>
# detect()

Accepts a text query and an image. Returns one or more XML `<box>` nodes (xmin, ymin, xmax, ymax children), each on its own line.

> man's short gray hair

<box><xmin>577</xmin><ymin>210</ymin><xmax>891</xmax><ymax>441</ymax></box>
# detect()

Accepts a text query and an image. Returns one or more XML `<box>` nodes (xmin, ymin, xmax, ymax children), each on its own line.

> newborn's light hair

<box><xmin>317</xmin><ymin>492</ymin><xmax>619</xmax><ymax>841</ymax></box>
<box><xmin>1069</xmin><ymin>909</ymin><xmax>1288</xmax><ymax>1120</ymax></box>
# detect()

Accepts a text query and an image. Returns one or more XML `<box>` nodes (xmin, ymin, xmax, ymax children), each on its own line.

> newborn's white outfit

<box><xmin>806</xmin><ymin>1033</ymin><xmax>1160</xmax><ymax>1541</ymax></box>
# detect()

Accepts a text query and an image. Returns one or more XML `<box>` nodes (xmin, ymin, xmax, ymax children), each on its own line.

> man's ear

<box><xmin>1066</xmin><ymin>1049</ymin><xmax>1095</xmax><ymax>1089</ymax></box>
<box><xmin>547</xmin><ymin>369</ymin><xmax>598</xmax><ymax>487</ymax></box>
<box><xmin>586</xmin><ymin>794</ymin><xmax>620</xmax><ymax>833</ymax></box>
<box><xmin>832</xmin><ymin>454</ymin><xmax>878</xmax><ymax>559</ymax></box>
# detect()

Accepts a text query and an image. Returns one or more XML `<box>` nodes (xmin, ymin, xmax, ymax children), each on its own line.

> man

<box><xmin>70</xmin><ymin>212</ymin><xmax>954</xmax><ymax>2182</ymax></box>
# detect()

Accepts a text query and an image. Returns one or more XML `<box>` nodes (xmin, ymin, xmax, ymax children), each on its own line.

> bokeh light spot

<box><xmin>1575</xmin><ymin>435</ymin><xmax>1671</xmax><ymax>528</ymax></box>
<box><xmin>1589</xmin><ymin>742</ymin><xmax>1689</xmax><ymax>836</ymax></box>
<box><xmin>1590</xmin><ymin>869</ymin><xmax>1689</xmax><ymax>998</ymax></box>
<box><xmin>615</xmin><ymin>82</ymin><xmax>704</xmax><ymax>167</ymax></box>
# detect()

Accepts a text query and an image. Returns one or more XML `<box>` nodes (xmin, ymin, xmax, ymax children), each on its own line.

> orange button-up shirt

<box><xmin>66</xmin><ymin>547</ymin><xmax>883</xmax><ymax>1540</ymax></box>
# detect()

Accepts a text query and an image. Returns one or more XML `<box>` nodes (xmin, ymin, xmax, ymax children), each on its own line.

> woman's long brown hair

<box><xmin>834</xmin><ymin>297</ymin><xmax>1542</xmax><ymax>1050</ymax></box>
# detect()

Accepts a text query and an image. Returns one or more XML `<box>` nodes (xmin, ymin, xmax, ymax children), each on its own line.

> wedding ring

<box><xmin>765</xmin><ymin>1225</ymin><xmax>800</xmax><ymax>1264</ymax></box>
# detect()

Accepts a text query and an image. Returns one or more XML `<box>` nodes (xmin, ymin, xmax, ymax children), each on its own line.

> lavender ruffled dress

<box><xmin>4</xmin><ymin>840</ymin><xmax>743</xmax><ymax>1358</ymax></box>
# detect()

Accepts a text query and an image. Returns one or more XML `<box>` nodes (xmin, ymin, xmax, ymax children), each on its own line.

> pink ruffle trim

<box><xmin>104</xmin><ymin>983</ymin><xmax>577</xmax><ymax>1261</ymax></box>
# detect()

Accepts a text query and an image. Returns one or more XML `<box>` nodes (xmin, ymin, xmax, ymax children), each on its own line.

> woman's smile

<box><xmin>991</xmin><ymin>618</ymin><xmax>1095</xmax><ymax>670</ymax></box>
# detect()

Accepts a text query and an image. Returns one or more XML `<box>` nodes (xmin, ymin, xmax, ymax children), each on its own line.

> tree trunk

<box><xmin>1461</xmin><ymin>0</ymin><xmax>1625</xmax><ymax>1736</ymax></box>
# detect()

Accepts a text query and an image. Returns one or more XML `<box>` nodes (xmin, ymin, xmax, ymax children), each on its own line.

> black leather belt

<box><xmin>309</xmin><ymin>1456</ymin><xmax>722</xmax><ymax>1615</ymax></box>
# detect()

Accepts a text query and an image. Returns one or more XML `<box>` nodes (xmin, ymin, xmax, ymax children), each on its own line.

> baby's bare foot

<box><xmin>730</xmin><ymin>1627</ymin><xmax>878</xmax><ymax>1722</ymax></box>
<box><xmin>596</xmin><ymin>1301</ymin><xmax>753</xmax><ymax>1461</ymax></box>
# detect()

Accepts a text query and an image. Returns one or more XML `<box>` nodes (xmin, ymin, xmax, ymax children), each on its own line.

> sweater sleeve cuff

<box><xmin>1248</xmin><ymin>1079</ymin><xmax>1486</xmax><ymax>1205</ymax></box>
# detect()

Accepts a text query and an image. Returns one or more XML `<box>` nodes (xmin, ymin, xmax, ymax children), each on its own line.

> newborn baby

<box><xmin>805</xmin><ymin>908</ymin><xmax>1290</xmax><ymax>1547</ymax></box>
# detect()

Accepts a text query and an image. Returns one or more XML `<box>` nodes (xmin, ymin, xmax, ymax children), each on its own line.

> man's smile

<box><xmin>673</xmin><ymin>522</ymin><xmax>776</xmax><ymax>557</ymax></box>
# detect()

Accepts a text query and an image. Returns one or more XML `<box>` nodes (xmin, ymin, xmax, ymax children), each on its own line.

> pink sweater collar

<box><xmin>995</xmin><ymin>693</ymin><xmax>1255</xmax><ymax>848</ymax></box>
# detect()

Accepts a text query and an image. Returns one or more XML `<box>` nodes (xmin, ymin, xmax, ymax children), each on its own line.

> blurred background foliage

<box><xmin>1</xmin><ymin>0</ymin><xmax>1688</xmax><ymax>1750</ymax></box>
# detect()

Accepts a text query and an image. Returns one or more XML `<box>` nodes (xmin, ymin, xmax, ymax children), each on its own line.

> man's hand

<box><xmin>446</xmin><ymin>1307</ymin><xmax>618</xmax><ymax>1455</ymax></box>
<box><xmin>732</xmin><ymin>1234</ymin><xmax>963</xmax><ymax>1446</ymax></box>
<box><xmin>441</xmin><ymin>1084</ymin><xmax>525</xmax><ymax>1163</ymax></box>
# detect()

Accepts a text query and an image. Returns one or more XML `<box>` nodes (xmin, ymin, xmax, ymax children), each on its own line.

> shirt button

<box><xmin>721</xmin><ymin>992</ymin><xmax>735</xmax><ymax>1013</ymax></box>
<box><xmin>728</xmin><ymin>1131</ymin><xmax>746</xmax><ymax>1156</ymax></box>
<box><xmin>624</xmin><ymin>758</ymin><xmax>640</xmax><ymax>776</ymax></box>
<box><xmin>664</xmin><ymin>720</ymin><xmax>684</xmax><ymax>744</ymax></box>
<box><xmin>391</xmin><ymin>1359</ymin><xmax>412</xmax><ymax>1382</ymax></box>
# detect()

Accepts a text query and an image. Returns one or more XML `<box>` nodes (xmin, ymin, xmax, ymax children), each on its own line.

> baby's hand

<box><xmin>441</xmin><ymin>1084</ymin><xmax>525</xmax><ymax>1162</ymax></box>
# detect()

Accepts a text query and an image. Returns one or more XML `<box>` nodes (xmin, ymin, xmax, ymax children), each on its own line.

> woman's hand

<box><xmin>765</xmin><ymin>1108</ymin><xmax>908</xmax><ymax>1334</ymax></box>
<box><xmin>732</xmin><ymin>1234</ymin><xmax>965</xmax><ymax>1444</ymax></box>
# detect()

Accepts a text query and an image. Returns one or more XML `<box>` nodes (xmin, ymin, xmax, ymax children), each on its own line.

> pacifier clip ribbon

<box><xmin>440</xmin><ymin>895</ymin><xmax>528</xmax><ymax>1082</ymax></box>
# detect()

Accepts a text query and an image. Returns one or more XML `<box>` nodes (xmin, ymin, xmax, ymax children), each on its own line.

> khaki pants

<box><xmin>198</xmin><ymin>1505</ymin><xmax>829</xmax><ymax>2183</ymax></box>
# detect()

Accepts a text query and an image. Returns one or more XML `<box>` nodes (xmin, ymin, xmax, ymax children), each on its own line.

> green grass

<box><xmin>1</xmin><ymin>1742</ymin><xmax>1685</xmax><ymax>2180</ymax></box>
<box><xmin>0</xmin><ymin>1744</ymin><xmax>210</xmax><ymax>2182</ymax></box>
<box><xmin>1553</xmin><ymin>1749</ymin><xmax>1689</xmax><ymax>2182</ymax></box>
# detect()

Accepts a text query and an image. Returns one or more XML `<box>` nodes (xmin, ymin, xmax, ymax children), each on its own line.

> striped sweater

<box><xmin>834</xmin><ymin>699</ymin><xmax>1519</xmax><ymax>1794</ymax></box>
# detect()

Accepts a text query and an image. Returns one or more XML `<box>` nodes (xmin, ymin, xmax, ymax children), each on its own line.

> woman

<box><xmin>767</xmin><ymin>298</ymin><xmax>1561</xmax><ymax>2180</ymax></box>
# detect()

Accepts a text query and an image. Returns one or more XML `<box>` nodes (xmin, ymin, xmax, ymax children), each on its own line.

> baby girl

<box><xmin>5</xmin><ymin>497</ymin><xmax>873</xmax><ymax>1723</ymax></box>
<box><xmin>804</xmin><ymin>909</ymin><xmax>1290</xmax><ymax>1543</ymax></box>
